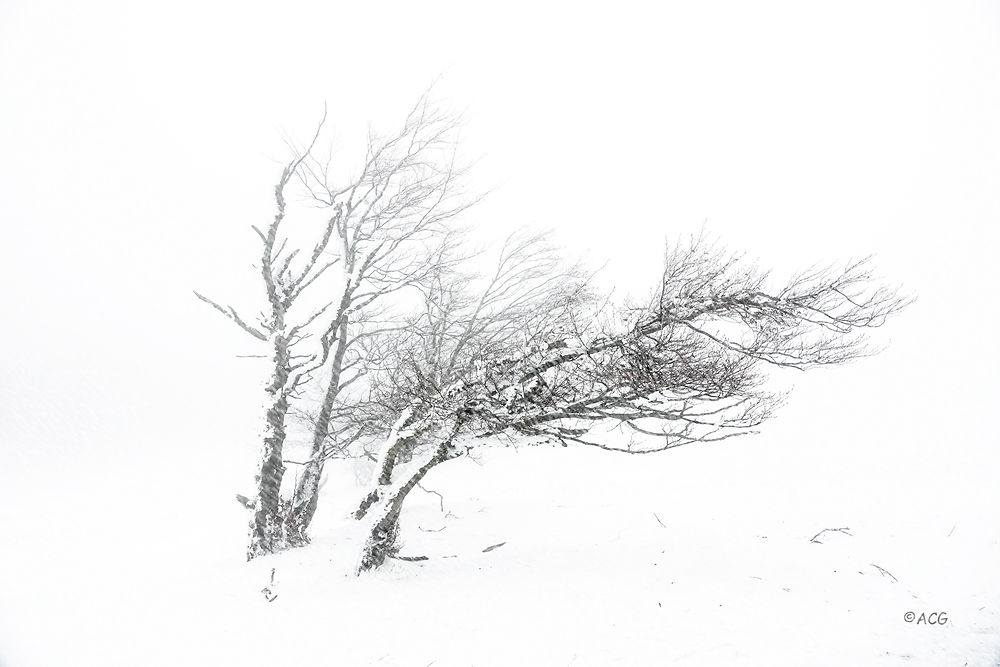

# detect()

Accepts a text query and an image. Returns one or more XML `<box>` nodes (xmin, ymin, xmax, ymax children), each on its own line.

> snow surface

<box><xmin>1</xmin><ymin>430</ymin><xmax>997</xmax><ymax>666</ymax></box>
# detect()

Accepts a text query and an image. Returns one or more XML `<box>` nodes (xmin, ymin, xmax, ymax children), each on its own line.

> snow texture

<box><xmin>1</xmin><ymin>435</ymin><xmax>997</xmax><ymax>667</ymax></box>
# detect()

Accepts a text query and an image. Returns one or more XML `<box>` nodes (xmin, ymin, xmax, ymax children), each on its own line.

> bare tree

<box><xmin>197</xmin><ymin>95</ymin><xmax>909</xmax><ymax>570</ymax></box>
<box><xmin>352</xmin><ymin>231</ymin><xmax>594</xmax><ymax>571</ymax></box>
<box><xmin>351</xmin><ymin>232</ymin><xmax>910</xmax><ymax>572</ymax></box>
<box><xmin>281</xmin><ymin>93</ymin><xmax>475</xmax><ymax>546</ymax></box>
<box><xmin>197</xmin><ymin>93</ymin><xmax>476</xmax><ymax>558</ymax></box>
<box><xmin>195</xmin><ymin>110</ymin><xmax>345</xmax><ymax>560</ymax></box>
<box><xmin>482</xmin><ymin>235</ymin><xmax>912</xmax><ymax>451</ymax></box>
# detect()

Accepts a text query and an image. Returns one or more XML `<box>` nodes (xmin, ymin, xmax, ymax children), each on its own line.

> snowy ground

<box><xmin>2</xmin><ymin>421</ymin><xmax>997</xmax><ymax>667</ymax></box>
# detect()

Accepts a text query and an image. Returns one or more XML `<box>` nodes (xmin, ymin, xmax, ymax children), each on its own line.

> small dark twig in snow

<box><xmin>418</xmin><ymin>483</ymin><xmax>446</xmax><ymax>512</ymax></box>
<box><xmin>947</xmin><ymin>523</ymin><xmax>957</xmax><ymax>537</ymax></box>
<box><xmin>653</xmin><ymin>512</ymin><xmax>666</xmax><ymax>528</ymax></box>
<box><xmin>391</xmin><ymin>542</ymin><xmax>508</xmax><ymax>562</ymax></box>
<box><xmin>809</xmin><ymin>527</ymin><xmax>852</xmax><ymax>544</ymax></box>
<box><xmin>870</xmin><ymin>563</ymin><xmax>898</xmax><ymax>583</ymax></box>
<box><xmin>260</xmin><ymin>568</ymin><xmax>279</xmax><ymax>602</ymax></box>
<box><xmin>418</xmin><ymin>525</ymin><xmax>446</xmax><ymax>532</ymax></box>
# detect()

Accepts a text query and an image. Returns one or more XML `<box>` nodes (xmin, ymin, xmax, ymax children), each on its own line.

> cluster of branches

<box><xmin>345</xmin><ymin>233</ymin><xmax>909</xmax><ymax>571</ymax></box>
<box><xmin>197</xmin><ymin>93</ymin><xmax>475</xmax><ymax>559</ymax></box>
<box><xmin>198</xmin><ymin>95</ymin><xmax>910</xmax><ymax>569</ymax></box>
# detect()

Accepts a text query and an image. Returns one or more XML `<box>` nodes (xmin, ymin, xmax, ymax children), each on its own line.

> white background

<box><xmin>1</xmin><ymin>1</ymin><xmax>998</xmax><ymax>663</ymax></box>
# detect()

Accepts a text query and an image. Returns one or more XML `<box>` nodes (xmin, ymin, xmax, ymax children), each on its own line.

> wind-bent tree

<box><xmin>352</xmin><ymin>234</ymin><xmax>910</xmax><ymax>572</ymax></box>
<box><xmin>197</xmin><ymin>95</ymin><xmax>908</xmax><ymax>568</ymax></box>
<box><xmin>350</xmin><ymin>230</ymin><xmax>594</xmax><ymax>570</ymax></box>
<box><xmin>197</xmin><ymin>93</ymin><xmax>474</xmax><ymax>558</ymax></box>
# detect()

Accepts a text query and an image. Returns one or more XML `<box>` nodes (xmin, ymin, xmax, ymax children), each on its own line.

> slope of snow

<box><xmin>1</xmin><ymin>434</ymin><xmax>997</xmax><ymax>667</ymax></box>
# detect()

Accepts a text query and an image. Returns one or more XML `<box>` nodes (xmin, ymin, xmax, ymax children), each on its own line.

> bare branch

<box><xmin>193</xmin><ymin>291</ymin><xmax>268</xmax><ymax>341</ymax></box>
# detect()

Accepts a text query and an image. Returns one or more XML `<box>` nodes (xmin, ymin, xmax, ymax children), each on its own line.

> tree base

<box><xmin>357</xmin><ymin>520</ymin><xmax>401</xmax><ymax>573</ymax></box>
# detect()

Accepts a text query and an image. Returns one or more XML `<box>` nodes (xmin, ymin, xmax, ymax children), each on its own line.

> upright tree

<box><xmin>195</xmin><ymin>111</ymin><xmax>345</xmax><ymax>559</ymax></box>
<box><xmin>197</xmin><ymin>93</ymin><xmax>474</xmax><ymax>558</ymax></box>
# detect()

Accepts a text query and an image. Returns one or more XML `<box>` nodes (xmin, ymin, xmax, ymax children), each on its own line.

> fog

<box><xmin>1</xmin><ymin>0</ymin><xmax>998</xmax><ymax>566</ymax></box>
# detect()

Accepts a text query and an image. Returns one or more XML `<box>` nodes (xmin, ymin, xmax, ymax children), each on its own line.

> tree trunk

<box><xmin>285</xmin><ymin>461</ymin><xmax>320</xmax><ymax>547</ymax></box>
<box><xmin>247</xmin><ymin>333</ymin><xmax>292</xmax><ymax>560</ymax></box>
<box><xmin>284</xmin><ymin>375</ymin><xmax>338</xmax><ymax>546</ymax></box>
<box><xmin>356</xmin><ymin>418</ymin><xmax>465</xmax><ymax>573</ymax></box>
<box><xmin>354</xmin><ymin>407</ymin><xmax>426</xmax><ymax>520</ymax></box>
<box><xmin>286</xmin><ymin>307</ymin><xmax>350</xmax><ymax>545</ymax></box>
<box><xmin>356</xmin><ymin>445</ymin><xmax>446</xmax><ymax>572</ymax></box>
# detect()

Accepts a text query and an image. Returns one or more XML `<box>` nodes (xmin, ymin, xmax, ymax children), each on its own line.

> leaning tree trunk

<box><xmin>354</xmin><ymin>407</ymin><xmax>427</xmax><ymax>521</ymax></box>
<box><xmin>284</xmin><ymin>455</ymin><xmax>322</xmax><ymax>547</ymax></box>
<box><xmin>356</xmin><ymin>418</ymin><xmax>465</xmax><ymax>573</ymax></box>
<box><xmin>285</xmin><ymin>321</ymin><xmax>347</xmax><ymax>545</ymax></box>
<box><xmin>247</xmin><ymin>332</ymin><xmax>292</xmax><ymax>560</ymax></box>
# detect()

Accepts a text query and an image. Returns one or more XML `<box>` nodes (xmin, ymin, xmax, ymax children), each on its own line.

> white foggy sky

<box><xmin>1</xmin><ymin>0</ymin><xmax>999</xmax><ymax>510</ymax></box>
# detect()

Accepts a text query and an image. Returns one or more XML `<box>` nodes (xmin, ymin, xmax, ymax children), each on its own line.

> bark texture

<box><xmin>248</xmin><ymin>333</ymin><xmax>291</xmax><ymax>559</ymax></box>
<box><xmin>357</xmin><ymin>419</ymin><xmax>464</xmax><ymax>572</ymax></box>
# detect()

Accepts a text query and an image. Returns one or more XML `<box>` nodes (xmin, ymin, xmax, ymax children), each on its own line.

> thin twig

<box><xmin>809</xmin><ymin>527</ymin><xmax>852</xmax><ymax>544</ymax></box>
<box><xmin>418</xmin><ymin>483</ymin><xmax>446</xmax><ymax>513</ymax></box>
<box><xmin>870</xmin><ymin>563</ymin><xmax>898</xmax><ymax>583</ymax></box>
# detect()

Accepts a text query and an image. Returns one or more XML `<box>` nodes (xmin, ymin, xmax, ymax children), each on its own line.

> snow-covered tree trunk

<box><xmin>248</xmin><ymin>330</ymin><xmax>291</xmax><ymax>560</ymax></box>
<box><xmin>354</xmin><ymin>407</ymin><xmax>425</xmax><ymax>520</ymax></box>
<box><xmin>284</xmin><ymin>460</ymin><xmax>320</xmax><ymax>547</ymax></box>
<box><xmin>356</xmin><ymin>417</ymin><xmax>466</xmax><ymax>573</ymax></box>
